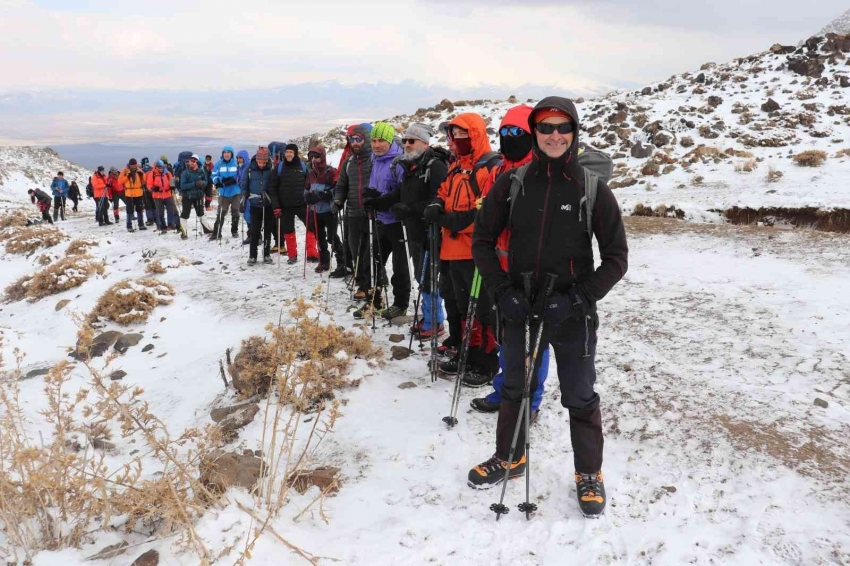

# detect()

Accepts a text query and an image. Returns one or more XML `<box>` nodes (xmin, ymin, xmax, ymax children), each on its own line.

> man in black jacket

<box><xmin>267</xmin><ymin>144</ymin><xmax>318</xmax><ymax>265</ymax></box>
<box><xmin>28</xmin><ymin>188</ymin><xmax>54</xmax><ymax>224</ymax></box>
<box><xmin>468</xmin><ymin>97</ymin><xmax>628</xmax><ymax>518</ymax></box>
<box><xmin>370</xmin><ymin>123</ymin><xmax>449</xmax><ymax>337</ymax></box>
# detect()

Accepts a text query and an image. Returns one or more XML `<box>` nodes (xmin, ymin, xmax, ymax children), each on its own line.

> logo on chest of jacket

<box><xmin>561</xmin><ymin>204</ymin><xmax>572</xmax><ymax>212</ymax></box>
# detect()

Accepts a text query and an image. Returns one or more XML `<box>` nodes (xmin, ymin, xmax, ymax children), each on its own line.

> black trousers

<box><xmin>371</xmin><ymin>221</ymin><xmax>410</xmax><ymax>309</ymax></box>
<box><xmin>439</xmin><ymin>258</ymin><xmax>462</xmax><ymax>344</ymax></box>
<box><xmin>124</xmin><ymin>196</ymin><xmax>145</xmax><ymax>227</ymax></box>
<box><xmin>499</xmin><ymin>314</ymin><xmax>602</xmax><ymax>473</ymax></box>
<box><xmin>180</xmin><ymin>197</ymin><xmax>205</xmax><ymax>219</ymax></box>
<box><xmin>249</xmin><ymin>204</ymin><xmax>274</xmax><ymax>259</ymax></box>
<box><xmin>111</xmin><ymin>194</ymin><xmax>125</xmax><ymax>214</ymax></box>
<box><xmin>307</xmin><ymin>210</ymin><xmax>344</xmax><ymax>265</ymax></box>
<box><xmin>346</xmin><ymin>215</ymin><xmax>370</xmax><ymax>291</ymax></box>
<box><xmin>96</xmin><ymin>195</ymin><xmax>110</xmax><ymax>223</ymax></box>
<box><xmin>52</xmin><ymin>196</ymin><xmax>66</xmax><ymax>220</ymax></box>
<box><xmin>69</xmin><ymin>195</ymin><xmax>79</xmax><ymax>212</ymax></box>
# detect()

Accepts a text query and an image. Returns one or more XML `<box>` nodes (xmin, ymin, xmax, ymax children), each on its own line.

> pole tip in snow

<box><xmin>490</xmin><ymin>503</ymin><xmax>509</xmax><ymax>518</ymax></box>
<box><xmin>518</xmin><ymin>502</ymin><xmax>538</xmax><ymax>518</ymax></box>
<box><xmin>441</xmin><ymin>416</ymin><xmax>458</xmax><ymax>428</ymax></box>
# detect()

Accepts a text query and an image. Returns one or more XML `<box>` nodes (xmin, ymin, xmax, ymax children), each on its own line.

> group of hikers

<box><xmin>27</xmin><ymin>95</ymin><xmax>629</xmax><ymax>519</ymax></box>
<box><xmin>26</xmin><ymin>171</ymin><xmax>82</xmax><ymax>223</ymax></box>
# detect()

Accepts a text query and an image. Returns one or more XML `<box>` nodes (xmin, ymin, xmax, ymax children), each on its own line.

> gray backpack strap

<box><xmin>579</xmin><ymin>169</ymin><xmax>598</xmax><ymax>243</ymax></box>
<box><xmin>507</xmin><ymin>163</ymin><xmax>531</xmax><ymax>227</ymax></box>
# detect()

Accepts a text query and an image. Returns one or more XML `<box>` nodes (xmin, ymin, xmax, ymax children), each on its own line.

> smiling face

<box><xmin>534</xmin><ymin>116</ymin><xmax>574</xmax><ymax>159</ymax></box>
<box><xmin>284</xmin><ymin>149</ymin><xmax>295</xmax><ymax>162</ymax></box>
<box><xmin>223</xmin><ymin>150</ymin><xmax>232</xmax><ymax>161</ymax></box>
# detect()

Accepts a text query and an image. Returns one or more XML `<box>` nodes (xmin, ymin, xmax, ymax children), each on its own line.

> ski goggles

<box><xmin>534</xmin><ymin>122</ymin><xmax>575</xmax><ymax>135</ymax></box>
<box><xmin>348</xmin><ymin>135</ymin><xmax>364</xmax><ymax>143</ymax></box>
<box><xmin>499</xmin><ymin>126</ymin><xmax>527</xmax><ymax>137</ymax></box>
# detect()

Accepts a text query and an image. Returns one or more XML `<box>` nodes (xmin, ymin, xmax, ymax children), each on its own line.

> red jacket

<box><xmin>106</xmin><ymin>174</ymin><xmax>122</xmax><ymax>199</ymax></box>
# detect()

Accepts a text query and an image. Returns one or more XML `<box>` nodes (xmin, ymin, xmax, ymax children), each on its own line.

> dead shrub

<box><xmin>766</xmin><ymin>167</ymin><xmax>784</xmax><ymax>183</ymax></box>
<box><xmin>735</xmin><ymin>159</ymin><xmax>758</xmax><ymax>173</ymax></box>
<box><xmin>88</xmin><ymin>278</ymin><xmax>175</xmax><ymax>325</ymax></box>
<box><xmin>36</xmin><ymin>253</ymin><xmax>53</xmax><ymax>266</ymax></box>
<box><xmin>2</xmin><ymin>225</ymin><xmax>65</xmax><ymax>255</ymax></box>
<box><xmin>4</xmin><ymin>255</ymin><xmax>106</xmax><ymax>303</ymax></box>
<box><xmin>693</xmin><ymin>175</ymin><xmax>705</xmax><ymax>186</ymax></box>
<box><xmin>0</xmin><ymin>209</ymin><xmax>30</xmax><ymax>229</ymax></box>
<box><xmin>834</xmin><ymin>148</ymin><xmax>850</xmax><ymax>159</ymax></box>
<box><xmin>792</xmin><ymin>150</ymin><xmax>827</xmax><ymax>167</ymax></box>
<box><xmin>144</xmin><ymin>257</ymin><xmax>185</xmax><ymax>275</ymax></box>
<box><xmin>725</xmin><ymin>148</ymin><xmax>754</xmax><ymax>158</ymax></box>
<box><xmin>65</xmin><ymin>238</ymin><xmax>99</xmax><ymax>256</ymax></box>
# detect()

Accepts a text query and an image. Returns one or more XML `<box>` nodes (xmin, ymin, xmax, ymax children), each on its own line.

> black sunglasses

<box><xmin>401</xmin><ymin>138</ymin><xmax>419</xmax><ymax>145</ymax></box>
<box><xmin>535</xmin><ymin>122</ymin><xmax>575</xmax><ymax>135</ymax></box>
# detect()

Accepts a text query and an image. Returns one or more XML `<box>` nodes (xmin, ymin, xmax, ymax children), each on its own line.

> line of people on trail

<box><xmin>27</xmin><ymin>172</ymin><xmax>81</xmax><ymax>224</ymax></box>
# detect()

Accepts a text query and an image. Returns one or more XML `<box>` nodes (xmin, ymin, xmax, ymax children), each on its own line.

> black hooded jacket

<box><xmin>472</xmin><ymin>96</ymin><xmax>628</xmax><ymax>304</ymax></box>
<box><xmin>268</xmin><ymin>153</ymin><xmax>306</xmax><ymax>209</ymax></box>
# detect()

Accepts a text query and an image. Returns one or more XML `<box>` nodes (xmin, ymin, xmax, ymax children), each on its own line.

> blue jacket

<box><xmin>212</xmin><ymin>145</ymin><xmax>241</xmax><ymax>198</ymax></box>
<box><xmin>179</xmin><ymin>167</ymin><xmax>207</xmax><ymax>200</ymax></box>
<box><xmin>235</xmin><ymin>150</ymin><xmax>250</xmax><ymax>185</ymax></box>
<box><xmin>239</xmin><ymin>157</ymin><xmax>274</xmax><ymax>207</ymax></box>
<box><xmin>50</xmin><ymin>177</ymin><xmax>68</xmax><ymax>197</ymax></box>
<box><xmin>369</xmin><ymin>143</ymin><xmax>404</xmax><ymax>224</ymax></box>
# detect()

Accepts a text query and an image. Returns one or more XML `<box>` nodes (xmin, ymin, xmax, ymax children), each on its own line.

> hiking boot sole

<box><xmin>467</xmin><ymin>472</ymin><xmax>523</xmax><ymax>491</ymax></box>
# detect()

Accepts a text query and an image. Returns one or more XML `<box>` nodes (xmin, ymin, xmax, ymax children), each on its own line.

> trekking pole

<box><xmin>277</xmin><ymin>215</ymin><xmax>281</xmax><ymax>269</ymax></box>
<box><xmin>408</xmin><ymin>249</ymin><xmax>429</xmax><ymax>353</ymax></box>
<box><xmin>302</xmin><ymin>205</ymin><xmax>309</xmax><ymax>280</ymax></box>
<box><xmin>429</xmin><ymin>223</ymin><xmax>439</xmax><ymax>383</ymax></box>
<box><xmin>372</xmin><ymin>218</ymin><xmax>390</xmax><ymax>327</ymax></box>
<box><xmin>218</xmin><ymin>197</ymin><xmax>223</xmax><ymax>247</ymax></box>
<box><xmin>442</xmin><ymin>269</ymin><xmax>481</xmax><ymax>428</ymax></box>
<box><xmin>491</xmin><ymin>271</ymin><xmax>557</xmax><ymax>521</ymax></box>
<box><xmin>367</xmin><ymin>209</ymin><xmax>377</xmax><ymax>331</ymax></box>
<box><xmin>350</xmin><ymin>234</ymin><xmax>363</xmax><ymax>300</ymax></box>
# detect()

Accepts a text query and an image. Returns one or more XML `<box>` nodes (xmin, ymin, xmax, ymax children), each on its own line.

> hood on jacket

<box><xmin>447</xmin><ymin>113</ymin><xmax>492</xmax><ymax>165</ymax></box>
<box><xmin>236</xmin><ymin>150</ymin><xmax>250</xmax><ymax>165</ymax></box>
<box><xmin>499</xmin><ymin>104</ymin><xmax>535</xmax><ymax>168</ymax></box>
<box><xmin>528</xmin><ymin>96</ymin><xmax>581</xmax><ymax>167</ymax></box>
<box><xmin>221</xmin><ymin>145</ymin><xmax>236</xmax><ymax>162</ymax></box>
<box><xmin>339</xmin><ymin>123</ymin><xmax>373</xmax><ymax>167</ymax></box>
<box><xmin>308</xmin><ymin>145</ymin><xmax>328</xmax><ymax>169</ymax></box>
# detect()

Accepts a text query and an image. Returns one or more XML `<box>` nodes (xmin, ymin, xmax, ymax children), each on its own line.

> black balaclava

<box><xmin>500</xmin><ymin>134</ymin><xmax>533</xmax><ymax>162</ymax></box>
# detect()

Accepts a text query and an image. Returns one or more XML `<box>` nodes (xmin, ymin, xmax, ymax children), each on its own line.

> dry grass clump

<box><xmin>2</xmin><ymin>225</ymin><xmax>65</xmax><ymax>255</ymax></box>
<box><xmin>36</xmin><ymin>253</ymin><xmax>53</xmax><ymax>266</ymax></box>
<box><xmin>766</xmin><ymin>166</ymin><xmax>784</xmax><ymax>183</ymax></box>
<box><xmin>692</xmin><ymin>175</ymin><xmax>705</xmax><ymax>186</ymax></box>
<box><xmin>735</xmin><ymin>159</ymin><xmax>758</xmax><ymax>173</ymax></box>
<box><xmin>227</xmin><ymin>298</ymin><xmax>381</xmax><ymax>406</ymax></box>
<box><xmin>65</xmin><ymin>238</ymin><xmax>99</xmax><ymax>256</ymax></box>
<box><xmin>0</xmin><ymin>209</ymin><xmax>30</xmax><ymax>229</ymax></box>
<box><xmin>793</xmin><ymin>150</ymin><xmax>827</xmax><ymax>167</ymax></box>
<box><xmin>4</xmin><ymin>255</ymin><xmax>106</xmax><ymax>303</ymax></box>
<box><xmin>88</xmin><ymin>278</ymin><xmax>175</xmax><ymax>325</ymax></box>
<box><xmin>144</xmin><ymin>257</ymin><xmax>186</xmax><ymax>275</ymax></box>
<box><xmin>834</xmin><ymin>148</ymin><xmax>850</xmax><ymax>159</ymax></box>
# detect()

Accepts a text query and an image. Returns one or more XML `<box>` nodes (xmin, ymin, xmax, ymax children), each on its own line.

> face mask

<box><xmin>500</xmin><ymin>134</ymin><xmax>533</xmax><ymax>162</ymax></box>
<box><xmin>454</xmin><ymin>137</ymin><xmax>472</xmax><ymax>157</ymax></box>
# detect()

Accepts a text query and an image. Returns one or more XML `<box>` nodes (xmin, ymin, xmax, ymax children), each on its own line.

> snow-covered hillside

<box><xmin>814</xmin><ymin>8</ymin><xmax>850</xmax><ymax>37</ymax></box>
<box><xmin>0</xmin><ymin>146</ymin><xmax>91</xmax><ymax>207</ymax></box>
<box><xmin>299</xmin><ymin>34</ymin><xmax>850</xmax><ymax>230</ymax></box>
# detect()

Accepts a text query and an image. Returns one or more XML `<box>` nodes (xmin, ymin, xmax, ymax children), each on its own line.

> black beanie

<box><xmin>128</xmin><ymin>158</ymin><xmax>138</xmax><ymax>166</ymax></box>
<box><xmin>285</xmin><ymin>143</ymin><xmax>299</xmax><ymax>153</ymax></box>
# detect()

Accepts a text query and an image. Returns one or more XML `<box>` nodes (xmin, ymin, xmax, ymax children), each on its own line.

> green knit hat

<box><xmin>371</xmin><ymin>122</ymin><xmax>396</xmax><ymax>144</ymax></box>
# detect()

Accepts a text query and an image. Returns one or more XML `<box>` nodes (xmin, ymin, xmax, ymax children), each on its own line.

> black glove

<box><xmin>541</xmin><ymin>289</ymin><xmax>589</xmax><ymax>327</ymax></box>
<box><xmin>304</xmin><ymin>191</ymin><xmax>320</xmax><ymax>205</ymax></box>
<box><xmin>320</xmin><ymin>190</ymin><xmax>334</xmax><ymax>202</ymax></box>
<box><xmin>362</xmin><ymin>188</ymin><xmax>381</xmax><ymax>200</ymax></box>
<box><xmin>390</xmin><ymin>202</ymin><xmax>411</xmax><ymax>220</ymax></box>
<box><xmin>497</xmin><ymin>287</ymin><xmax>531</xmax><ymax>324</ymax></box>
<box><xmin>331</xmin><ymin>201</ymin><xmax>342</xmax><ymax>214</ymax></box>
<box><xmin>239</xmin><ymin>199</ymin><xmax>246</xmax><ymax>214</ymax></box>
<box><xmin>423</xmin><ymin>203</ymin><xmax>443</xmax><ymax>223</ymax></box>
<box><xmin>195</xmin><ymin>180</ymin><xmax>205</xmax><ymax>188</ymax></box>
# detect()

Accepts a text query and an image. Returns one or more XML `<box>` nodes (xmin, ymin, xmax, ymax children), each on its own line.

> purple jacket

<box><xmin>369</xmin><ymin>142</ymin><xmax>404</xmax><ymax>225</ymax></box>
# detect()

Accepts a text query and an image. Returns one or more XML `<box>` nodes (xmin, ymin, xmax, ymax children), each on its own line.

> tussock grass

<box><xmin>793</xmin><ymin>150</ymin><xmax>827</xmax><ymax>167</ymax></box>
<box><xmin>65</xmin><ymin>238</ymin><xmax>99</xmax><ymax>256</ymax></box>
<box><xmin>1</xmin><ymin>225</ymin><xmax>65</xmax><ymax>255</ymax></box>
<box><xmin>88</xmin><ymin>278</ymin><xmax>175</xmax><ymax>325</ymax></box>
<box><xmin>4</xmin><ymin>255</ymin><xmax>105</xmax><ymax>302</ymax></box>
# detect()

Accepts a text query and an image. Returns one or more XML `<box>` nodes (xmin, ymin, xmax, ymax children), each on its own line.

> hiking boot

<box><xmin>242</xmin><ymin>237</ymin><xmax>251</xmax><ymax>245</ymax></box>
<box><xmin>380</xmin><ymin>305</ymin><xmax>406</xmax><ymax>320</ymax></box>
<box><xmin>437</xmin><ymin>339</ymin><xmax>459</xmax><ymax>358</ymax></box>
<box><xmin>467</xmin><ymin>454</ymin><xmax>526</xmax><ymax>490</ymax></box>
<box><xmin>287</xmin><ymin>256</ymin><xmax>298</xmax><ymax>265</ymax></box>
<box><xmin>439</xmin><ymin>355</ymin><xmax>462</xmax><ymax>375</ymax></box>
<box><xmin>271</xmin><ymin>245</ymin><xmax>279</xmax><ymax>253</ymax></box>
<box><xmin>470</xmin><ymin>397</ymin><xmax>500</xmax><ymax>413</ymax></box>
<box><xmin>416</xmin><ymin>324</ymin><xmax>445</xmax><ymax>340</ymax></box>
<box><xmin>159</xmin><ymin>229</ymin><xmax>168</xmax><ymax>235</ymax></box>
<box><xmin>247</xmin><ymin>257</ymin><xmax>257</xmax><ymax>265</ymax></box>
<box><xmin>138</xmin><ymin>224</ymin><xmax>147</xmax><ymax>231</ymax></box>
<box><xmin>205</xmin><ymin>205</ymin><xmax>213</xmax><ymax>211</ymax></box>
<box><xmin>329</xmin><ymin>265</ymin><xmax>351</xmax><ymax>279</ymax></box>
<box><xmin>98</xmin><ymin>221</ymin><xmax>105</xmax><ymax>227</ymax></box>
<box><xmin>352</xmin><ymin>304</ymin><xmax>371</xmax><ymax>320</ymax></box>
<box><xmin>231</xmin><ymin>231</ymin><xmax>238</xmax><ymax>238</ymax></box>
<box><xmin>307</xmin><ymin>256</ymin><xmax>319</xmax><ymax>263</ymax></box>
<box><xmin>352</xmin><ymin>289</ymin><xmax>368</xmax><ymax>301</ymax></box>
<box><xmin>575</xmin><ymin>471</ymin><xmax>606</xmax><ymax>518</ymax></box>
<box><xmin>127</xmin><ymin>226</ymin><xmax>135</xmax><ymax>233</ymax></box>
<box><xmin>279</xmin><ymin>247</ymin><xmax>287</xmax><ymax>255</ymax></box>
<box><xmin>315</xmin><ymin>262</ymin><xmax>329</xmax><ymax>273</ymax></box>
<box><xmin>263</xmin><ymin>256</ymin><xmax>274</xmax><ymax>265</ymax></box>
<box><xmin>146</xmin><ymin>220</ymin><xmax>156</xmax><ymax>226</ymax></box>
<box><xmin>462</xmin><ymin>371</ymin><xmax>493</xmax><ymax>388</ymax></box>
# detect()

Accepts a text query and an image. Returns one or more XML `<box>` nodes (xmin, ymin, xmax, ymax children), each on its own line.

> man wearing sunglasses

<box><xmin>470</xmin><ymin>97</ymin><xmax>628</xmax><ymax>518</ymax></box>
<box><xmin>362</xmin><ymin>123</ymin><xmax>449</xmax><ymax>336</ymax></box>
<box><xmin>333</xmin><ymin>123</ymin><xmax>373</xmax><ymax>294</ymax></box>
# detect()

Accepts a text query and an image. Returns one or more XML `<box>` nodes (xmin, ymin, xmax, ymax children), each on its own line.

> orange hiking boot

<box><xmin>575</xmin><ymin>471</ymin><xmax>606</xmax><ymax>518</ymax></box>
<box><xmin>467</xmin><ymin>454</ymin><xmax>526</xmax><ymax>490</ymax></box>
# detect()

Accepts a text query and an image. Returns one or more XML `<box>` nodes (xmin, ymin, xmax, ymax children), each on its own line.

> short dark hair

<box><xmin>27</xmin><ymin>189</ymin><xmax>34</xmax><ymax>194</ymax></box>
<box><xmin>205</xmin><ymin>155</ymin><xmax>212</xmax><ymax>159</ymax></box>
<box><xmin>57</xmin><ymin>171</ymin><xmax>64</xmax><ymax>176</ymax></box>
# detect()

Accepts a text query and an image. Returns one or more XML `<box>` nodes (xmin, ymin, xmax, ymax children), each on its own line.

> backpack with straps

<box><xmin>507</xmin><ymin>144</ymin><xmax>613</xmax><ymax>243</ymax></box>
<box><xmin>461</xmin><ymin>151</ymin><xmax>503</xmax><ymax>198</ymax></box>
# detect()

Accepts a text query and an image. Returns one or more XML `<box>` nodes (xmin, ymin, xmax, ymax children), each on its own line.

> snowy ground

<box><xmin>1</xmin><ymin>201</ymin><xmax>849</xmax><ymax>565</ymax></box>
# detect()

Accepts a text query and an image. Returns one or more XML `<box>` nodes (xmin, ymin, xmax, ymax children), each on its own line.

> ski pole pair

<box><xmin>442</xmin><ymin>269</ymin><xmax>482</xmax><ymax>428</ymax></box>
<box><xmin>490</xmin><ymin>271</ymin><xmax>558</xmax><ymax>522</ymax></box>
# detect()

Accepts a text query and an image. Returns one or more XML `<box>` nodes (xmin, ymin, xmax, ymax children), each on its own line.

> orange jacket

<box><xmin>145</xmin><ymin>168</ymin><xmax>173</xmax><ymax>200</ymax></box>
<box><xmin>435</xmin><ymin>113</ymin><xmax>494</xmax><ymax>260</ymax></box>
<box><xmin>478</xmin><ymin>105</ymin><xmax>534</xmax><ymax>271</ymax></box>
<box><xmin>91</xmin><ymin>172</ymin><xmax>109</xmax><ymax>199</ymax></box>
<box><xmin>118</xmin><ymin>167</ymin><xmax>145</xmax><ymax>198</ymax></box>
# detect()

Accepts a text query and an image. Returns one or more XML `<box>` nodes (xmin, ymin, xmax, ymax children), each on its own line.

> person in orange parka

<box><xmin>423</xmin><ymin>112</ymin><xmax>502</xmax><ymax>382</ymax></box>
<box><xmin>145</xmin><ymin>160</ymin><xmax>177</xmax><ymax>234</ymax></box>
<box><xmin>106</xmin><ymin>166</ymin><xmax>124</xmax><ymax>223</ymax></box>
<box><xmin>117</xmin><ymin>158</ymin><xmax>147</xmax><ymax>232</ymax></box>
<box><xmin>91</xmin><ymin>166</ymin><xmax>112</xmax><ymax>226</ymax></box>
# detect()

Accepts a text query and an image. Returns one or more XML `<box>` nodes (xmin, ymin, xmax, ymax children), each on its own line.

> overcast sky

<box><xmin>0</xmin><ymin>0</ymin><xmax>847</xmax><ymax>146</ymax></box>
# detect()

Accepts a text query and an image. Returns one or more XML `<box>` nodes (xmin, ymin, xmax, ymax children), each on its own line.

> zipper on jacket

<box><xmin>570</xmin><ymin>258</ymin><xmax>574</xmax><ymax>276</ymax></box>
<box><xmin>534</xmin><ymin>163</ymin><xmax>553</xmax><ymax>279</ymax></box>
<box><xmin>583</xmin><ymin>315</ymin><xmax>590</xmax><ymax>358</ymax></box>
